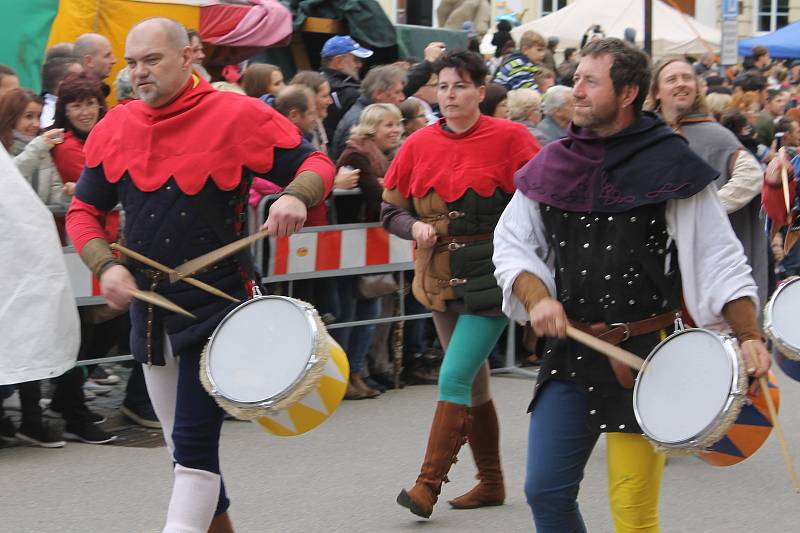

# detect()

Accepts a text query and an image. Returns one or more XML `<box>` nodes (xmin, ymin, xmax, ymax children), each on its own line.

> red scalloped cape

<box><xmin>84</xmin><ymin>75</ymin><xmax>300</xmax><ymax>195</ymax></box>
<box><xmin>383</xmin><ymin>115</ymin><xmax>540</xmax><ymax>202</ymax></box>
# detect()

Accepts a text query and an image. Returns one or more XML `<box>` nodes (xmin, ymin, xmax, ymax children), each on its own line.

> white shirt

<box><xmin>40</xmin><ymin>93</ymin><xmax>57</xmax><ymax>129</ymax></box>
<box><xmin>492</xmin><ymin>185</ymin><xmax>759</xmax><ymax>333</ymax></box>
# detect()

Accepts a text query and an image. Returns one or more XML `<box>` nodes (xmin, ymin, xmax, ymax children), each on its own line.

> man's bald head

<box><xmin>129</xmin><ymin>18</ymin><xmax>190</xmax><ymax>51</ymax></box>
<box><xmin>125</xmin><ymin>17</ymin><xmax>194</xmax><ymax>108</ymax></box>
<box><xmin>74</xmin><ymin>33</ymin><xmax>116</xmax><ymax>79</ymax></box>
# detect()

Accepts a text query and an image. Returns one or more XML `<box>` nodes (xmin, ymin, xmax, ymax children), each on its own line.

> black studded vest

<box><xmin>531</xmin><ymin>202</ymin><xmax>681</xmax><ymax>434</ymax></box>
<box><xmin>116</xmin><ymin>174</ymin><xmax>251</xmax><ymax>366</ymax></box>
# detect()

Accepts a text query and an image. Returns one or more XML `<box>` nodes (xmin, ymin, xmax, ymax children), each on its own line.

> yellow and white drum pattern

<box><xmin>255</xmin><ymin>338</ymin><xmax>349</xmax><ymax>437</ymax></box>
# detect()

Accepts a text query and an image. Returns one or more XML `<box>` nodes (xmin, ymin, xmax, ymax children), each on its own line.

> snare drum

<box><xmin>201</xmin><ymin>294</ymin><xmax>349</xmax><ymax>437</ymax></box>
<box><xmin>634</xmin><ymin>328</ymin><xmax>775</xmax><ymax>466</ymax></box>
<box><xmin>764</xmin><ymin>276</ymin><xmax>800</xmax><ymax>361</ymax></box>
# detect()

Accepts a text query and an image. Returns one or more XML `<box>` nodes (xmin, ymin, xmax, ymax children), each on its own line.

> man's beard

<box><xmin>573</xmin><ymin>104</ymin><xmax>617</xmax><ymax>131</ymax></box>
<box><xmin>137</xmin><ymin>86</ymin><xmax>158</xmax><ymax>104</ymax></box>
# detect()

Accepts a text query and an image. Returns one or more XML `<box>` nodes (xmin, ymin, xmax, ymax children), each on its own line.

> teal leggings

<box><xmin>437</xmin><ymin>314</ymin><xmax>508</xmax><ymax>405</ymax></box>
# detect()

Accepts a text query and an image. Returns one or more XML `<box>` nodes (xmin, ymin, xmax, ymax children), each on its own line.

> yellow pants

<box><xmin>607</xmin><ymin>433</ymin><xmax>666</xmax><ymax>533</ymax></box>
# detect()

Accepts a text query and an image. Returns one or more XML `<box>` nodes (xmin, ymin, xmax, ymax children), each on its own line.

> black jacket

<box><xmin>322</xmin><ymin>67</ymin><xmax>362</xmax><ymax>143</ymax></box>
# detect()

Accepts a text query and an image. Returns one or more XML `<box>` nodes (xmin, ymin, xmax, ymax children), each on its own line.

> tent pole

<box><xmin>644</xmin><ymin>0</ymin><xmax>653</xmax><ymax>55</ymax></box>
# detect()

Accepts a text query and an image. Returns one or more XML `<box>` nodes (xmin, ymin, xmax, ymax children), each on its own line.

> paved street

<box><xmin>3</xmin><ymin>372</ymin><xmax>800</xmax><ymax>533</ymax></box>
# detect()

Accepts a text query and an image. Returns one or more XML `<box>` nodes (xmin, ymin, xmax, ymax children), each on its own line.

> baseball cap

<box><xmin>321</xmin><ymin>35</ymin><xmax>373</xmax><ymax>59</ymax></box>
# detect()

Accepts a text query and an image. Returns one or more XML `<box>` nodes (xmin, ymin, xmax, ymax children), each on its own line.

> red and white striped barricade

<box><xmin>263</xmin><ymin>223</ymin><xmax>415</xmax><ymax>282</ymax></box>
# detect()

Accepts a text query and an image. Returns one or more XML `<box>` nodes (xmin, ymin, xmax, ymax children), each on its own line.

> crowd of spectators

<box><xmin>4</xmin><ymin>20</ymin><xmax>800</xmax><ymax>449</ymax></box>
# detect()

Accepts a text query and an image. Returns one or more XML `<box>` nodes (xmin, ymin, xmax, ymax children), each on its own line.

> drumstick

<box><xmin>746</xmin><ymin>343</ymin><xmax>800</xmax><ymax>493</ymax></box>
<box><xmin>111</xmin><ymin>244</ymin><xmax>240</xmax><ymax>303</ymax></box>
<box><xmin>779</xmin><ymin>148</ymin><xmax>792</xmax><ymax>215</ymax></box>
<box><xmin>566</xmin><ymin>325</ymin><xmax>643</xmax><ymax>371</ymax></box>
<box><xmin>130</xmin><ymin>289</ymin><xmax>196</xmax><ymax>319</ymax></box>
<box><xmin>169</xmin><ymin>230</ymin><xmax>269</xmax><ymax>283</ymax></box>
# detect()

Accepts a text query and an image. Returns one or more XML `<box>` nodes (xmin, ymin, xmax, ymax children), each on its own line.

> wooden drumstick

<box><xmin>566</xmin><ymin>325</ymin><xmax>643</xmax><ymax>371</ymax></box>
<box><xmin>130</xmin><ymin>289</ymin><xmax>196</xmax><ymax>319</ymax></box>
<box><xmin>779</xmin><ymin>148</ymin><xmax>792</xmax><ymax>216</ymax></box>
<box><xmin>170</xmin><ymin>230</ymin><xmax>269</xmax><ymax>283</ymax></box>
<box><xmin>746</xmin><ymin>342</ymin><xmax>800</xmax><ymax>493</ymax></box>
<box><xmin>111</xmin><ymin>243</ymin><xmax>240</xmax><ymax>303</ymax></box>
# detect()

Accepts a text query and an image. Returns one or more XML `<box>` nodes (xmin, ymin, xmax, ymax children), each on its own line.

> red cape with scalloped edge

<box><xmin>84</xmin><ymin>76</ymin><xmax>300</xmax><ymax>195</ymax></box>
<box><xmin>383</xmin><ymin>115</ymin><xmax>540</xmax><ymax>202</ymax></box>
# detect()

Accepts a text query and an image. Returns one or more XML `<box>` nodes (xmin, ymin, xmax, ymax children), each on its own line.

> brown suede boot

<box><xmin>208</xmin><ymin>511</ymin><xmax>234</xmax><ymax>533</ymax></box>
<box><xmin>396</xmin><ymin>401</ymin><xmax>471</xmax><ymax>519</ymax></box>
<box><xmin>449</xmin><ymin>400</ymin><xmax>505</xmax><ymax>509</ymax></box>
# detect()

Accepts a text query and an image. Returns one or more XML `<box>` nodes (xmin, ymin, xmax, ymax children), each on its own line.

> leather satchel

<box><xmin>355</xmin><ymin>273</ymin><xmax>398</xmax><ymax>299</ymax></box>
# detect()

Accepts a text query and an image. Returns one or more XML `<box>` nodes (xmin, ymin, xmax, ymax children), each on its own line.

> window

<box><xmin>541</xmin><ymin>0</ymin><xmax>567</xmax><ymax>17</ymax></box>
<box><xmin>756</xmin><ymin>0</ymin><xmax>789</xmax><ymax>32</ymax></box>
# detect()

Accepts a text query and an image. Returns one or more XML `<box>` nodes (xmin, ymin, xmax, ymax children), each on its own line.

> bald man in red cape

<box><xmin>66</xmin><ymin>19</ymin><xmax>333</xmax><ymax>533</ymax></box>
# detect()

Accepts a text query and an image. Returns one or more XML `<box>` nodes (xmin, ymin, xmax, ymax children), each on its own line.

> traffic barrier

<box><xmin>60</xmin><ymin>191</ymin><xmax>535</xmax><ymax>378</ymax></box>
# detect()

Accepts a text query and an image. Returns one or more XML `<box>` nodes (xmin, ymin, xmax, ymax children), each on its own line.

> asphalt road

<box><xmin>3</xmin><ymin>372</ymin><xmax>800</xmax><ymax>533</ymax></box>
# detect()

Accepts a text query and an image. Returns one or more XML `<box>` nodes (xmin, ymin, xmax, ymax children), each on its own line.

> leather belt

<box><xmin>569</xmin><ymin>311</ymin><xmax>678</xmax><ymax>347</ymax></box>
<box><xmin>569</xmin><ymin>311</ymin><xmax>678</xmax><ymax>389</ymax></box>
<box><xmin>437</xmin><ymin>233</ymin><xmax>494</xmax><ymax>245</ymax></box>
<box><xmin>436</xmin><ymin>233</ymin><xmax>494</xmax><ymax>251</ymax></box>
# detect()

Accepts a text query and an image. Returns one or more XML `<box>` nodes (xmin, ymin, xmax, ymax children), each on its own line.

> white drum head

<box><xmin>768</xmin><ymin>278</ymin><xmax>800</xmax><ymax>353</ymax></box>
<box><xmin>635</xmin><ymin>329</ymin><xmax>734</xmax><ymax>444</ymax></box>
<box><xmin>207</xmin><ymin>297</ymin><xmax>316</xmax><ymax>404</ymax></box>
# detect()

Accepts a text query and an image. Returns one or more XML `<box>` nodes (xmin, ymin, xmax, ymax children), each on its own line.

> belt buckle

<box><xmin>609</xmin><ymin>322</ymin><xmax>631</xmax><ymax>343</ymax></box>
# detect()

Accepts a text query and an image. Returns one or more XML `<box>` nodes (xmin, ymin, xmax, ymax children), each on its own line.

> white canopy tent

<box><xmin>482</xmin><ymin>0</ymin><xmax>720</xmax><ymax>58</ymax></box>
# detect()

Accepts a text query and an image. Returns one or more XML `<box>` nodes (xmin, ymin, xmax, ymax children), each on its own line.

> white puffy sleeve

<box><xmin>493</xmin><ymin>191</ymin><xmax>556</xmax><ymax>322</ymax></box>
<box><xmin>716</xmin><ymin>148</ymin><xmax>764</xmax><ymax>214</ymax></box>
<box><xmin>666</xmin><ymin>184</ymin><xmax>759</xmax><ymax>330</ymax></box>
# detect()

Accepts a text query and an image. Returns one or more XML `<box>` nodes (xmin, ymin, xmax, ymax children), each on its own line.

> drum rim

<box><xmin>764</xmin><ymin>276</ymin><xmax>800</xmax><ymax>361</ymax></box>
<box><xmin>204</xmin><ymin>295</ymin><xmax>320</xmax><ymax>407</ymax></box>
<box><xmin>633</xmin><ymin>327</ymin><xmax>744</xmax><ymax>448</ymax></box>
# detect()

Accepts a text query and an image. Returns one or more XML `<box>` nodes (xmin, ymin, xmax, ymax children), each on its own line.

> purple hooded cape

<box><xmin>514</xmin><ymin>112</ymin><xmax>718</xmax><ymax>213</ymax></box>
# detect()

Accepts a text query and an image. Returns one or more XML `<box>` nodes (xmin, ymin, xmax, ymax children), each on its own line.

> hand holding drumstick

<box><xmin>171</xmin><ymin>194</ymin><xmax>309</xmax><ymax>282</ymax></box>
<box><xmin>99</xmin><ymin>264</ymin><xmax>196</xmax><ymax>318</ymax></box>
<box><xmin>528</xmin><ymin>297</ymin><xmax>644</xmax><ymax>371</ymax></box>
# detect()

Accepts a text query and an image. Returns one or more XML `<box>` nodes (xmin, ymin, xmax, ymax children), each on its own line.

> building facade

<box><xmin>383</xmin><ymin>0</ymin><xmax>800</xmax><ymax>40</ymax></box>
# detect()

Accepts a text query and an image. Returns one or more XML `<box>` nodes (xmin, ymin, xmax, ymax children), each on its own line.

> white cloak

<box><xmin>0</xmin><ymin>146</ymin><xmax>79</xmax><ymax>384</ymax></box>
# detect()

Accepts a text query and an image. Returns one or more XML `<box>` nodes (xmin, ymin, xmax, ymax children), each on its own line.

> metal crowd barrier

<box><xmin>59</xmin><ymin>191</ymin><xmax>536</xmax><ymax>378</ymax></box>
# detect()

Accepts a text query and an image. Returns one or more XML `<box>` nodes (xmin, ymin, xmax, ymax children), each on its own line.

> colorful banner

<box><xmin>0</xmin><ymin>0</ymin><xmax>290</xmax><ymax>101</ymax></box>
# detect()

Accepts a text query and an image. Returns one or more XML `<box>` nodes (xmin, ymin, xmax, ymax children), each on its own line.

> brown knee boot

<box><xmin>208</xmin><ymin>511</ymin><xmax>234</xmax><ymax>533</ymax></box>
<box><xmin>397</xmin><ymin>401</ymin><xmax>471</xmax><ymax>519</ymax></box>
<box><xmin>448</xmin><ymin>400</ymin><xmax>505</xmax><ymax>509</ymax></box>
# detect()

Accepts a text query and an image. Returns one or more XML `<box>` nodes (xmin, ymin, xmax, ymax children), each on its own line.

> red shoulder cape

<box><xmin>383</xmin><ymin>115</ymin><xmax>540</xmax><ymax>202</ymax></box>
<box><xmin>84</xmin><ymin>75</ymin><xmax>300</xmax><ymax>194</ymax></box>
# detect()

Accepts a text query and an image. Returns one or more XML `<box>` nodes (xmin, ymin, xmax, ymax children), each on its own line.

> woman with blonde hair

<box><xmin>241</xmin><ymin>63</ymin><xmax>285</xmax><ymax>102</ymax></box>
<box><xmin>705</xmin><ymin>92</ymin><xmax>732</xmax><ymax>121</ymax></box>
<box><xmin>506</xmin><ymin>88</ymin><xmax>541</xmax><ymax>136</ymax></box>
<box><xmin>334</xmin><ymin>103</ymin><xmax>404</xmax><ymax>399</ymax></box>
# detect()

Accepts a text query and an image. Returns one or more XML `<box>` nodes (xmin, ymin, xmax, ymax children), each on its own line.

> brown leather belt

<box><xmin>436</xmin><ymin>234</ymin><xmax>494</xmax><ymax>251</ymax></box>
<box><xmin>437</xmin><ymin>233</ymin><xmax>493</xmax><ymax>244</ymax></box>
<box><xmin>569</xmin><ymin>311</ymin><xmax>678</xmax><ymax>388</ymax></box>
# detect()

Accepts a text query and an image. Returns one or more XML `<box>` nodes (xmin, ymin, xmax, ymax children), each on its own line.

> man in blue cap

<box><xmin>321</xmin><ymin>35</ymin><xmax>374</xmax><ymax>143</ymax></box>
